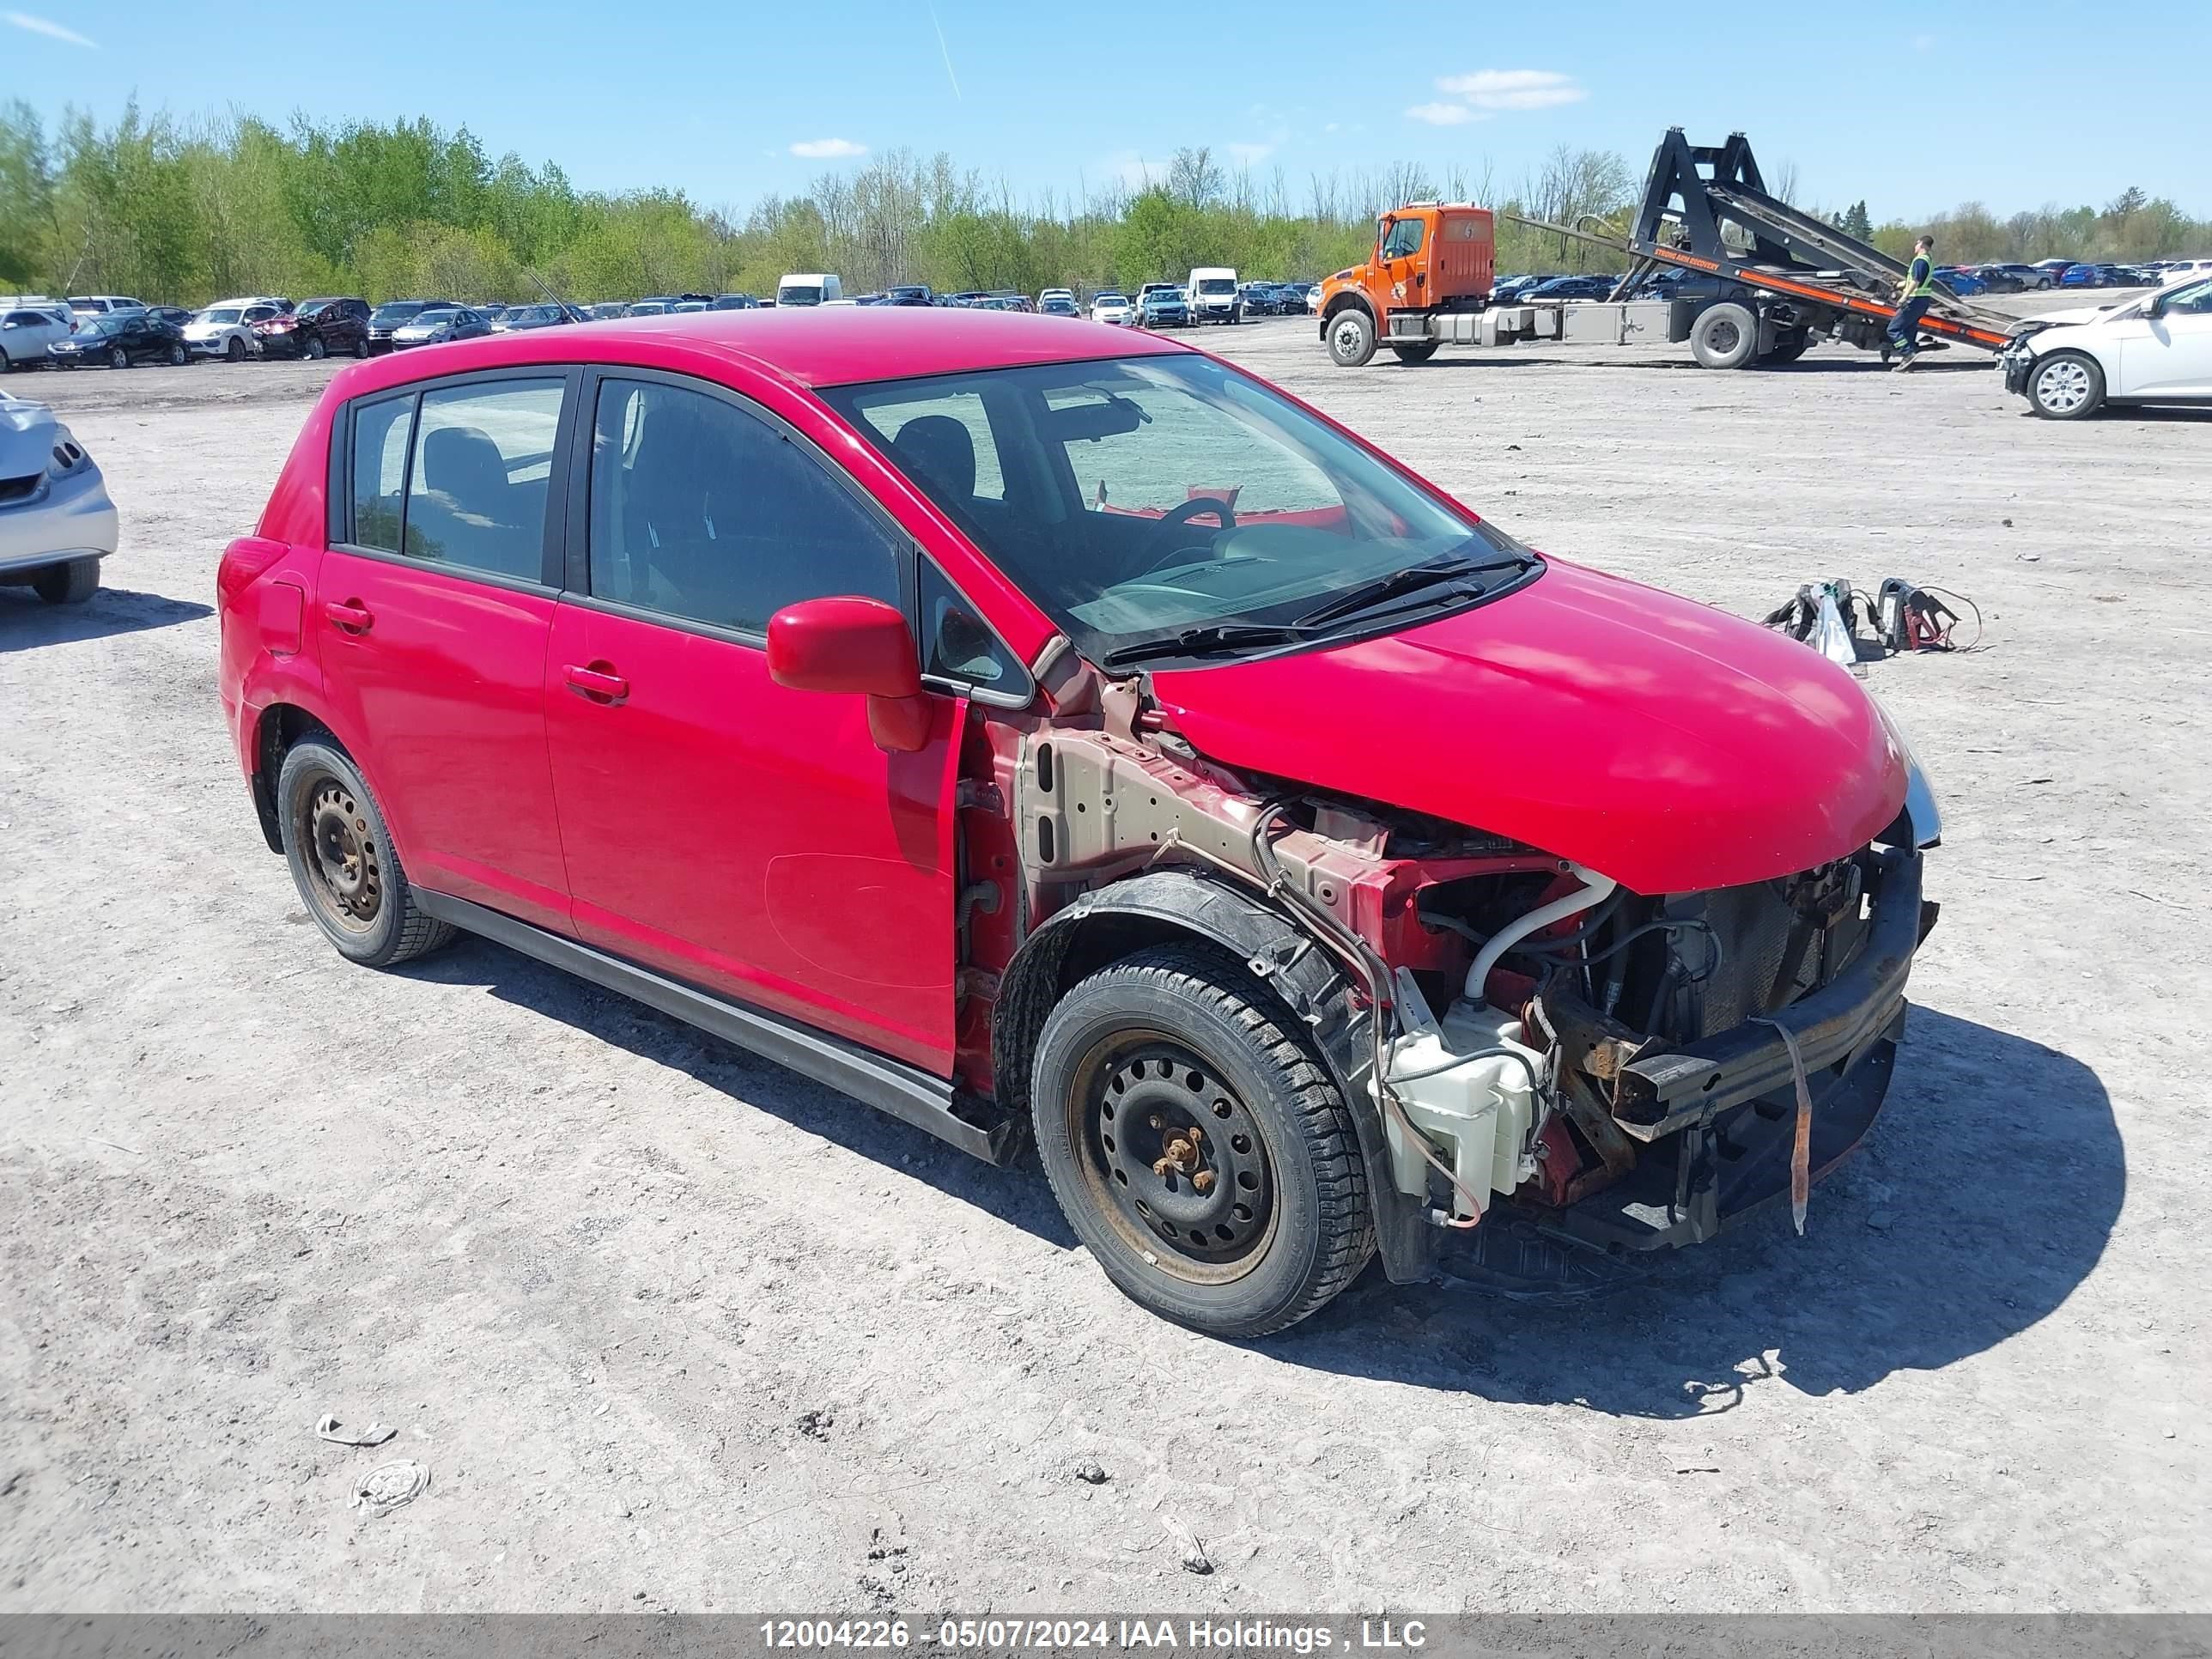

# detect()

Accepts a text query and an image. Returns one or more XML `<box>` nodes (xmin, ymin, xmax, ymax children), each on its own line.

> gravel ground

<box><xmin>3</xmin><ymin>301</ymin><xmax>2208</xmax><ymax>1614</ymax></box>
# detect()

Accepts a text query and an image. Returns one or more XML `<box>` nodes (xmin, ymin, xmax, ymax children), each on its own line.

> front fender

<box><xmin>994</xmin><ymin>869</ymin><xmax>1436</xmax><ymax>1284</ymax></box>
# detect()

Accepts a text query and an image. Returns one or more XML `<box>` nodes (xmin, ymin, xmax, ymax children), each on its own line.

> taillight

<box><xmin>217</xmin><ymin>535</ymin><xmax>289</xmax><ymax>608</ymax></box>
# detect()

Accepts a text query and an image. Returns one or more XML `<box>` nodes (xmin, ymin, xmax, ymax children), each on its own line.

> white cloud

<box><xmin>4</xmin><ymin>9</ymin><xmax>97</xmax><ymax>46</ymax></box>
<box><xmin>1228</xmin><ymin>140</ymin><xmax>1276</xmax><ymax>167</ymax></box>
<box><xmin>1429</xmin><ymin>68</ymin><xmax>1588</xmax><ymax>112</ymax></box>
<box><xmin>789</xmin><ymin>137</ymin><xmax>866</xmax><ymax>160</ymax></box>
<box><xmin>1104</xmin><ymin>152</ymin><xmax>1171</xmax><ymax>191</ymax></box>
<box><xmin>1406</xmin><ymin>101</ymin><xmax>1487</xmax><ymax>127</ymax></box>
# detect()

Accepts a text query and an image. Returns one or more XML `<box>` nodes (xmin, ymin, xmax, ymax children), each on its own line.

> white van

<box><xmin>1186</xmin><ymin>267</ymin><xmax>1240</xmax><ymax>325</ymax></box>
<box><xmin>776</xmin><ymin>274</ymin><xmax>844</xmax><ymax>308</ymax></box>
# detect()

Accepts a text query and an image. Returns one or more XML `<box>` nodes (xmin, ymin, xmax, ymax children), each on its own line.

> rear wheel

<box><xmin>1030</xmin><ymin>943</ymin><xmax>1375</xmax><ymax>1338</ymax></box>
<box><xmin>353</xmin><ymin>332</ymin><xmax>371</xmax><ymax>358</ymax></box>
<box><xmin>1326</xmin><ymin>306</ymin><xmax>1377</xmax><ymax>367</ymax></box>
<box><xmin>2028</xmin><ymin>350</ymin><xmax>2106</xmax><ymax>419</ymax></box>
<box><xmin>33</xmin><ymin>557</ymin><xmax>98</xmax><ymax>605</ymax></box>
<box><xmin>1690</xmin><ymin>302</ymin><xmax>1759</xmax><ymax>369</ymax></box>
<box><xmin>1761</xmin><ymin>328</ymin><xmax>1810</xmax><ymax>364</ymax></box>
<box><xmin>1389</xmin><ymin>341</ymin><xmax>1439</xmax><ymax>364</ymax></box>
<box><xmin>276</xmin><ymin>738</ymin><xmax>457</xmax><ymax>969</ymax></box>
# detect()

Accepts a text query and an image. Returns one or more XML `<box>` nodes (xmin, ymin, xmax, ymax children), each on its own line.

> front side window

<box><xmin>399</xmin><ymin>379</ymin><xmax>564</xmax><ymax>579</ymax></box>
<box><xmin>1380</xmin><ymin>217</ymin><xmax>1425</xmax><ymax>258</ymax></box>
<box><xmin>2162</xmin><ymin>279</ymin><xmax>2212</xmax><ymax>315</ymax></box>
<box><xmin>823</xmin><ymin>354</ymin><xmax>1534</xmax><ymax>666</ymax></box>
<box><xmin>586</xmin><ymin>378</ymin><xmax>900</xmax><ymax>634</ymax></box>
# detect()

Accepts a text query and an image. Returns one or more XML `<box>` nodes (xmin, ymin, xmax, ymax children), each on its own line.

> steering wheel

<box><xmin>1130</xmin><ymin>495</ymin><xmax>1239</xmax><ymax>577</ymax></box>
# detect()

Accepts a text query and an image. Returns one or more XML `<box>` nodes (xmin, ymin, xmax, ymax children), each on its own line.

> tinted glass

<box><xmin>349</xmin><ymin>395</ymin><xmax>415</xmax><ymax>554</ymax></box>
<box><xmin>401</xmin><ymin>379</ymin><xmax>564</xmax><ymax>580</ymax></box>
<box><xmin>919</xmin><ymin>559</ymin><xmax>1019</xmax><ymax>690</ymax></box>
<box><xmin>586</xmin><ymin>378</ymin><xmax>899</xmax><ymax>634</ymax></box>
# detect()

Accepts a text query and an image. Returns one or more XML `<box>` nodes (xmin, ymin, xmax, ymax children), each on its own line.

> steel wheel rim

<box><xmin>1708</xmin><ymin>318</ymin><xmax>1742</xmax><ymax>354</ymax></box>
<box><xmin>1068</xmin><ymin>1030</ymin><xmax>1278</xmax><ymax>1285</ymax></box>
<box><xmin>1332</xmin><ymin>317</ymin><xmax>1365</xmax><ymax>356</ymax></box>
<box><xmin>300</xmin><ymin>777</ymin><xmax>382</xmax><ymax>933</ymax></box>
<box><xmin>2037</xmin><ymin>360</ymin><xmax>2089</xmax><ymax>412</ymax></box>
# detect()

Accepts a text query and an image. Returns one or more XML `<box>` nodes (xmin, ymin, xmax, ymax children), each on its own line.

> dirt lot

<box><xmin>3</xmin><ymin>309</ymin><xmax>2208</xmax><ymax>1614</ymax></box>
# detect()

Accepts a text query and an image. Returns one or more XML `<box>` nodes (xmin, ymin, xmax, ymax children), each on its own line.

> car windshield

<box><xmin>204</xmin><ymin>308</ymin><xmax>242</xmax><ymax>324</ymax></box>
<box><xmin>1198</xmin><ymin>279</ymin><xmax>1235</xmax><ymax>295</ymax></box>
<box><xmin>1097</xmin><ymin>294</ymin><xmax>1126</xmax><ymax>304</ymax></box>
<box><xmin>412</xmin><ymin>310</ymin><xmax>458</xmax><ymax>326</ymax></box>
<box><xmin>371</xmin><ymin>304</ymin><xmax>424</xmax><ymax>325</ymax></box>
<box><xmin>77</xmin><ymin>317</ymin><xmax>118</xmax><ymax>335</ymax></box>
<box><xmin>778</xmin><ymin>286</ymin><xmax>823</xmax><ymax>306</ymax></box>
<box><xmin>821</xmin><ymin>353</ymin><xmax>1535</xmax><ymax>666</ymax></box>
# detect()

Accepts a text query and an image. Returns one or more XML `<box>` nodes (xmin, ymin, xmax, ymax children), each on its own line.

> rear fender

<box><xmin>994</xmin><ymin>868</ymin><xmax>1434</xmax><ymax>1284</ymax></box>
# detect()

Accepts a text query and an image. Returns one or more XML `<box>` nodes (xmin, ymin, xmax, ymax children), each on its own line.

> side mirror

<box><xmin>2147</xmin><ymin>293</ymin><xmax>2167</xmax><ymax>319</ymax></box>
<box><xmin>767</xmin><ymin>595</ymin><xmax>932</xmax><ymax>753</ymax></box>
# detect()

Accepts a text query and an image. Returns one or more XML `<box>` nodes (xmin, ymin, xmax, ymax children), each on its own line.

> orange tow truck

<box><xmin>1317</xmin><ymin>129</ymin><xmax>2021</xmax><ymax>370</ymax></box>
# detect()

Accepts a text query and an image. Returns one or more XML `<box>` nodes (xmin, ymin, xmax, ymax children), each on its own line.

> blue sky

<box><xmin>5</xmin><ymin>0</ymin><xmax>2206</xmax><ymax>221</ymax></box>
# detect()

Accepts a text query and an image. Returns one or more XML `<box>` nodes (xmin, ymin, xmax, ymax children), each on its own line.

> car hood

<box><xmin>2027</xmin><ymin>303</ymin><xmax>2126</xmax><ymax>328</ymax></box>
<box><xmin>1146</xmin><ymin>557</ymin><xmax>1908</xmax><ymax>895</ymax></box>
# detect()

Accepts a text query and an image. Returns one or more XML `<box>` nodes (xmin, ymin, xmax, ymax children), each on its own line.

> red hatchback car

<box><xmin>219</xmin><ymin>308</ymin><xmax>1939</xmax><ymax>1336</ymax></box>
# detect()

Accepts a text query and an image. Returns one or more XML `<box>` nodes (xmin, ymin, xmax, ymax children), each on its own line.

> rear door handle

<box><xmin>324</xmin><ymin>599</ymin><xmax>374</xmax><ymax>634</ymax></box>
<box><xmin>562</xmin><ymin>663</ymin><xmax>629</xmax><ymax>704</ymax></box>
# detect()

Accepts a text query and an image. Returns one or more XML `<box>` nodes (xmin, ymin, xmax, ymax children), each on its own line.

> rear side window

<box><xmin>586</xmin><ymin>377</ymin><xmax>900</xmax><ymax>634</ymax></box>
<box><xmin>349</xmin><ymin>395</ymin><xmax>415</xmax><ymax>554</ymax></box>
<box><xmin>402</xmin><ymin>380</ymin><xmax>564</xmax><ymax>580</ymax></box>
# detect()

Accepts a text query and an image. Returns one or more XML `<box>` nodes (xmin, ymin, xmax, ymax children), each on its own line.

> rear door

<box><xmin>317</xmin><ymin>368</ymin><xmax>581</xmax><ymax>933</ymax></box>
<box><xmin>543</xmin><ymin>368</ymin><xmax>960</xmax><ymax>1073</ymax></box>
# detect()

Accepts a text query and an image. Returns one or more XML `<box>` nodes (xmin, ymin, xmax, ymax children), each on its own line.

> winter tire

<box><xmin>1031</xmin><ymin>942</ymin><xmax>1375</xmax><ymax>1338</ymax></box>
<box><xmin>276</xmin><ymin>738</ymin><xmax>458</xmax><ymax>969</ymax></box>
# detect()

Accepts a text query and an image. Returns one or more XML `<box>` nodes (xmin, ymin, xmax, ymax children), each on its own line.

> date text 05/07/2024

<box><xmin>759</xmin><ymin>1620</ymin><xmax>1431</xmax><ymax>1652</ymax></box>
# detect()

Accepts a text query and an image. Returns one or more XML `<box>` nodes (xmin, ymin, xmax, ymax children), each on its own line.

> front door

<box><xmin>543</xmin><ymin>371</ymin><xmax>959</xmax><ymax>1074</ymax></box>
<box><xmin>316</xmin><ymin>373</ymin><xmax>576</xmax><ymax>933</ymax></box>
<box><xmin>2119</xmin><ymin>279</ymin><xmax>2212</xmax><ymax>397</ymax></box>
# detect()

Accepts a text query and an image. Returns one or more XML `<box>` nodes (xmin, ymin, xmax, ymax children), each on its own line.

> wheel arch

<box><xmin>1318</xmin><ymin>291</ymin><xmax>1374</xmax><ymax>334</ymax></box>
<box><xmin>993</xmin><ymin>868</ymin><xmax>1432</xmax><ymax>1283</ymax></box>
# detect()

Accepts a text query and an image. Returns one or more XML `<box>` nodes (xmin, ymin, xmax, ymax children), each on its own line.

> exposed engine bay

<box><xmin>983</xmin><ymin>705</ymin><xmax>1934</xmax><ymax>1281</ymax></box>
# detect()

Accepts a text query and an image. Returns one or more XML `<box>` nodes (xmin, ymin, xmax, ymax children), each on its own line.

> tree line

<box><xmin>1</xmin><ymin>101</ymin><xmax>2203</xmax><ymax>308</ymax></box>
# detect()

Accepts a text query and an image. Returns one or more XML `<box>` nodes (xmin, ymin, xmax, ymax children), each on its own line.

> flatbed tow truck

<box><xmin>1318</xmin><ymin>128</ymin><xmax>2024</xmax><ymax>369</ymax></box>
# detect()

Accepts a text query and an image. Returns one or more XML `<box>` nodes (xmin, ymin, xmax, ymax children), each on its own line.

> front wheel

<box><xmin>1031</xmin><ymin>943</ymin><xmax>1375</xmax><ymax>1338</ymax></box>
<box><xmin>276</xmin><ymin>738</ymin><xmax>458</xmax><ymax>969</ymax></box>
<box><xmin>304</xmin><ymin>335</ymin><xmax>326</xmax><ymax>360</ymax></box>
<box><xmin>2028</xmin><ymin>350</ymin><xmax>2106</xmax><ymax>419</ymax></box>
<box><xmin>166</xmin><ymin>341</ymin><xmax>186</xmax><ymax>366</ymax></box>
<box><xmin>107</xmin><ymin>345</ymin><xmax>128</xmax><ymax>370</ymax></box>
<box><xmin>1326</xmin><ymin>307</ymin><xmax>1377</xmax><ymax>367</ymax></box>
<box><xmin>226</xmin><ymin>335</ymin><xmax>246</xmax><ymax>362</ymax></box>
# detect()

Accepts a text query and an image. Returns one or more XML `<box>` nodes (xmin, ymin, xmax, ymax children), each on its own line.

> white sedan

<box><xmin>2004</xmin><ymin>276</ymin><xmax>2212</xmax><ymax>418</ymax></box>
<box><xmin>0</xmin><ymin>391</ymin><xmax>118</xmax><ymax>604</ymax></box>
<box><xmin>1090</xmin><ymin>293</ymin><xmax>1133</xmax><ymax>325</ymax></box>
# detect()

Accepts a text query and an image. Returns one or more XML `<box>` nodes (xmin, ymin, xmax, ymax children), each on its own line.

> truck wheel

<box><xmin>1389</xmin><ymin>342</ymin><xmax>1439</xmax><ymax>364</ymax></box>
<box><xmin>2028</xmin><ymin>351</ymin><xmax>2106</xmax><ymax>419</ymax></box>
<box><xmin>1030</xmin><ymin>942</ymin><xmax>1376</xmax><ymax>1338</ymax></box>
<box><xmin>1326</xmin><ymin>307</ymin><xmax>1377</xmax><ymax>367</ymax></box>
<box><xmin>276</xmin><ymin>738</ymin><xmax>457</xmax><ymax>969</ymax></box>
<box><xmin>32</xmin><ymin>557</ymin><xmax>99</xmax><ymax>605</ymax></box>
<box><xmin>1690</xmin><ymin>302</ymin><xmax>1759</xmax><ymax>369</ymax></box>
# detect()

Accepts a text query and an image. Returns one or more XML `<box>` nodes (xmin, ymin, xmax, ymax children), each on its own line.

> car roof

<box><xmin>322</xmin><ymin>307</ymin><xmax>1186</xmax><ymax>394</ymax></box>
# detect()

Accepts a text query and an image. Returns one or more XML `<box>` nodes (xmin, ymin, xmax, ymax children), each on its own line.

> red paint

<box><xmin>1150</xmin><ymin>556</ymin><xmax>1907</xmax><ymax>895</ymax></box>
<box><xmin>543</xmin><ymin>601</ymin><xmax>957</xmax><ymax>1072</ymax></box>
<box><xmin>219</xmin><ymin>307</ymin><xmax>1911</xmax><ymax>1099</ymax></box>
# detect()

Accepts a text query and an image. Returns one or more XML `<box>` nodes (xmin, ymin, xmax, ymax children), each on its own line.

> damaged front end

<box><xmin>988</xmin><ymin>684</ymin><xmax>1937</xmax><ymax>1291</ymax></box>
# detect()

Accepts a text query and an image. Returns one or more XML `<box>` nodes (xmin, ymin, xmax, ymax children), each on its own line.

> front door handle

<box><xmin>562</xmin><ymin>663</ymin><xmax>629</xmax><ymax>704</ymax></box>
<box><xmin>324</xmin><ymin>599</ymin><xmax>374</xmax><ymax>634</ymax></box>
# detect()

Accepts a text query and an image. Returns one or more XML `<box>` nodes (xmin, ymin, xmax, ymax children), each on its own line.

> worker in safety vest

<box><xmin>1889</xmin><ymin>234</ymin><xmax>1936</xmax><ymax>370</ymax></box>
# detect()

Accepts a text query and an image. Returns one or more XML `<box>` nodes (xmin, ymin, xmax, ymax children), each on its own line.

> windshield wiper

<box><xmin>1100</xmin><ymin>621</ymin><xmax>1322</xmax><ymax>669</ymax></box>
<box><xmin>1291</xmin><ymin>550</ymin><xmax>1536</xmax><ymax>630</ymax></box>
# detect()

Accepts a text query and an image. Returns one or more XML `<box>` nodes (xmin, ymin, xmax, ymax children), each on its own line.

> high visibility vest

<box><xmin>1908</xmin><ymin>256</ymin><xmax>1936</xmax><ymax>296</ymax></box>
